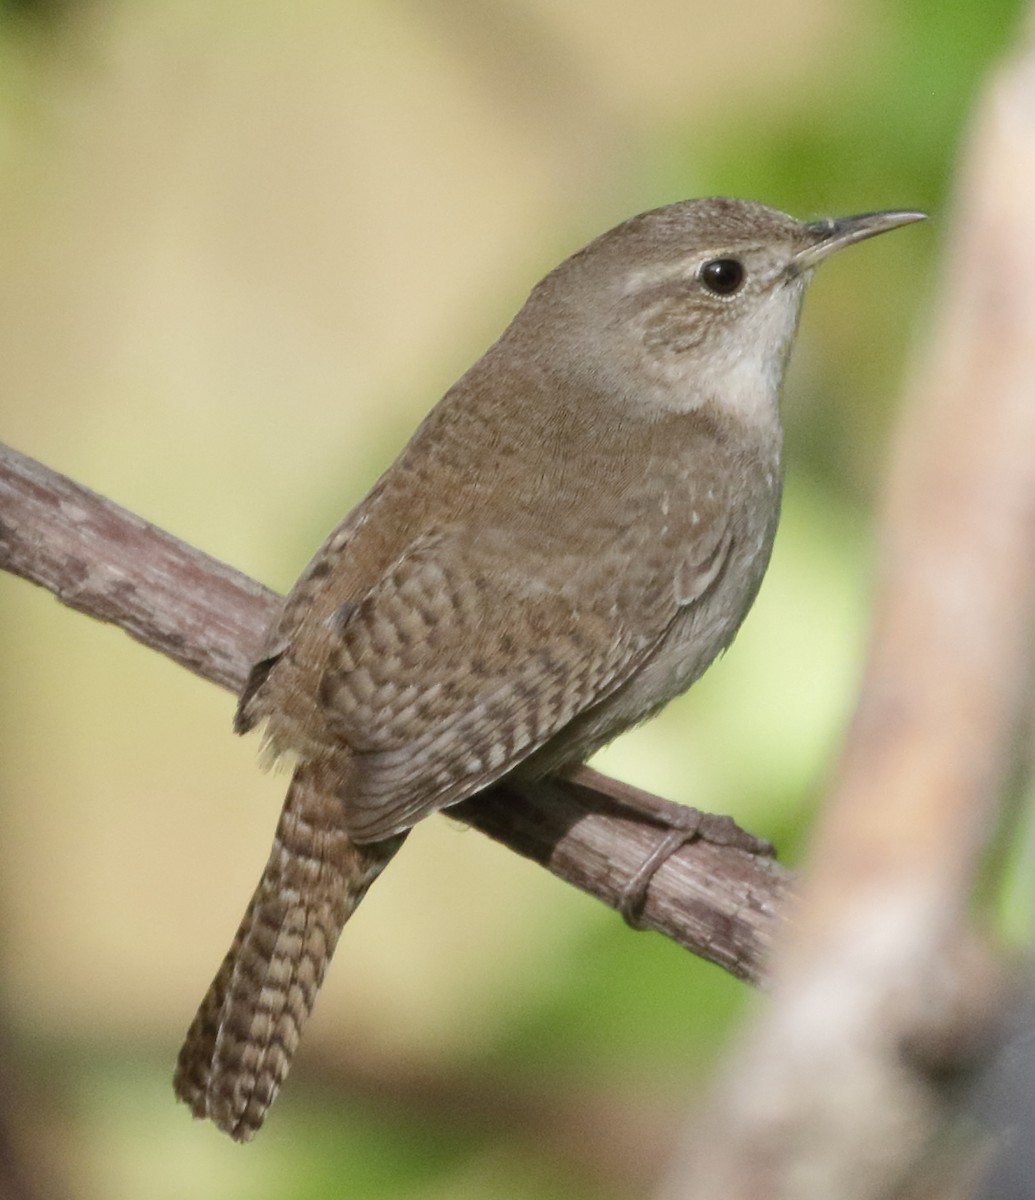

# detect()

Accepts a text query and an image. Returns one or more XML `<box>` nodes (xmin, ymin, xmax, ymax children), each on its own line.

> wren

<box><xmin>174</xmin><ymin>197</ymin><xmax>924</xmax><ymax>1140</ymax></box>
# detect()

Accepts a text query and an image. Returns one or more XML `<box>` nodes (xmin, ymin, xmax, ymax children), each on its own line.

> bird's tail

<box><xmin>173</xmin><ymin>759</ymin><xmax>404</xmax><ymax>1141</ymax></box>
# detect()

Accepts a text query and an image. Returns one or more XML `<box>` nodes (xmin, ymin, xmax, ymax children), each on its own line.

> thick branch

<box><xmin>0</xmin><ymin>440</ymin><xmax>788</xmax><ymax>983</ymax></box>
<box><xmin>662</xmin><ymin>27</ymin><xmax>1035</xmax><ymax>1200</ymax></box>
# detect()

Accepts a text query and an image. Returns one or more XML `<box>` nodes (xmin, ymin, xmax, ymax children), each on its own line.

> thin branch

<box><xmin>0</xmin><ymin>439</ymin><xmax>789</xmax><ymax>983</ymax></box>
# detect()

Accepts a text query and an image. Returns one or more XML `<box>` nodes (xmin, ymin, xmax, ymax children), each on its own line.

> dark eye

<box><xmin>700</xmin><ymin>258</ymin><xmax>746</xmax><ymax>296</ymax></box>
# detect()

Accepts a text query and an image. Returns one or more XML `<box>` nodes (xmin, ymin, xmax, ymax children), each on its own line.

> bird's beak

<box><xmin>790</xmin><ymin>209</ymin><xmax>927</xmax><ymax>274</ymax></box>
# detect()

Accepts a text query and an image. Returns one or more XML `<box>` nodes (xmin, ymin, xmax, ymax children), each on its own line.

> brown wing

<box><xmin>317</xmin><ymin>526</ymin><xmax>681</xmax><ymax>843</ymax></box>
<box><xmin>234</xmin><ymin>471</ymin><xmax>402</xmax><ymax>737</ymax></box>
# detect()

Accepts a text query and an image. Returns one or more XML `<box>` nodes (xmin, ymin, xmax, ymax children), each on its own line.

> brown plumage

<box><xmin>174</xmin><ymin>198</ymin><xmax>924</xmax><ymax>1139</ymax></box>
<box><xmin>174</xmin><ymin>761</ymin><xmax>404</xmax><ymax>1139</ymax></box>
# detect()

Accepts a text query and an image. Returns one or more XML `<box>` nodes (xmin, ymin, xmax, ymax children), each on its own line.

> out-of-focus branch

<box><xmin>662</xmin><ymin>25</ymin><xmax>1035</xmax><ymax>1200</ymax></box>
<box><xmin>0</xmin><ymin>1097</ymin><xmax>40</xmax><ymax>1200</ymax></box>
<box><xmin>0</xmin><ymin>441</ymin><xmax>788</xmax><ymax>983</ymax></box>
<box><xmin>298</xmin><ymin>1037</ymin><xmax>681</xmax><ymax>1196</ymax></box>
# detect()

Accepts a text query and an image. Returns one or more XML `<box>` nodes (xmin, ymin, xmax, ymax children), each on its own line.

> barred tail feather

<box><xmin>173</xmin><ymin>761</ymin><xmax>404</xmax><ymax>1141</ymax></box>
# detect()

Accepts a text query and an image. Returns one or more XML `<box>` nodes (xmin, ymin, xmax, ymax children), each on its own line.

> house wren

<box><xmin>174</xmin><ymin>197</ymin><xmax>924</xmax><ymax>1140</ymax></box>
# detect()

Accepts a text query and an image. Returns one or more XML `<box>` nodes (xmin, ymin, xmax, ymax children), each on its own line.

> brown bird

<box><xmin>173</xmin><ymin>197</ymin><xmax>924</xmax><ymax>1140</ymax></box>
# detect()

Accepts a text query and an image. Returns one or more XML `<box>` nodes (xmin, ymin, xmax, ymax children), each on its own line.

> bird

<box><xmin>173</xmin><ymin>196</ymin><xmax>924</xmax><ymax>1140</ymax></box>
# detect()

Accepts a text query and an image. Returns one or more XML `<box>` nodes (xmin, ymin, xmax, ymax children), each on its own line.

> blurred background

<box><xmin>0</xmin><ymin>1</ymin><xmax>1024</xmax><ymax>1197</ymax></box>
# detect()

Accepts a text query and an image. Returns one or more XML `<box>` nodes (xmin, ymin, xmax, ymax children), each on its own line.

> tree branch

<box><xmin>0</xmin><ymin>439</ymin><xmax>788</xmax><ymax>984</ymax></box>
<box><xmin>661</xmin><ymin>24</ymin><xmax>1035</xmax><ymax>1200</ymax></box>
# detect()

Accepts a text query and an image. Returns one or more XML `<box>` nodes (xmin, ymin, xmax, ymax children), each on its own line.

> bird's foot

<box><xmin>563</xmin><ymin>770</ymin><xmax>774</xmax><ymax>929</ymax></box>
